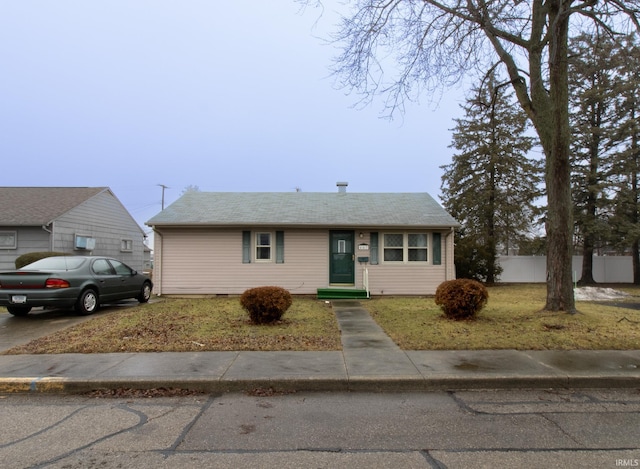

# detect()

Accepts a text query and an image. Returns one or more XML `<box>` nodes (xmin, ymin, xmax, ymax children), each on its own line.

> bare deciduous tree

<box><xmin>300</xmin><ymin>0</ymin><xmax>640</xmax><ymax>312</ymax></box>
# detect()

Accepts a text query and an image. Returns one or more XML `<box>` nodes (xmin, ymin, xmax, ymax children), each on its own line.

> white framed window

<box><xmin>243</xmin><ymin>230</ymin><xmax>284</xmax><ymax>264</ymax></box>
<box><xmin>0</xmin><ymin>231</ymin><xmax>17</xmax><ymax>249</ymax></box>
<box><xmin>121</xmin><ymin>239</ymin><xmax>133</xmax><ymax>252</ymax></box>
<box><xmin>383</xmin><ymin>233</ymin><xmax>404</xmax><ymax>262</ymax></box>
<box><xmin>255</xmin><ymin>232</ymin><xmax>272</xmax><ymax>261</ymax></box>
<box><xmin>382</xmin><ymin>232</ymin><xmax>429</xmax><ymax>263</ymax></box>
<box><xmin>408</xmin><ymin>233</ymin><xmax>428</xmax><ymax>261</ymax></box>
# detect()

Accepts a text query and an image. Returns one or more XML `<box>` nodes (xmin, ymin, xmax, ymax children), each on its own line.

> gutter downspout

<box><xmin>152</xmin><ymin>228</ymin><xmax>162</xmax><ymax>296</ymax></box>
<box><xmin>444</xmin><ymin>227</ymin><xmax>455</xmax><ymax>280</ymax></box>
<box><xmin>41</xmin><ymin>223</ymin><xmax>53</xmax><ymax>251</ymax></box>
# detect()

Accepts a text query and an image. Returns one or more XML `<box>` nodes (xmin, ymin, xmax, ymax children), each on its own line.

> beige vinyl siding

<box><xmin>154</xmin><ymin>227</ymin><xmax>455</xmax><ymax>296</ymax></box>
<box><xmin>156</xmin><ymin>228</ymin><xmax>329</xmax><ymax>295</ymax></box>
<box><xmin>444</xmin><ymin>230</ymin><xmax>455</xmax><ymax>282</ymax></box>
<box><xmin>360</xmin><ymin>231</ymin><xmax>453</xmax><ymax>295</ymax></box>
<box><xmin>366</xmin><ymin>264</ymin><xmax>447</xmax><ymax>295</ymax></box>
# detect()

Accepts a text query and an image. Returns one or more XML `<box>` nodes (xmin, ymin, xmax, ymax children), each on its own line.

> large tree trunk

<box><xmin>579</xmin><ymin>242</ymin><xmax>596</xmax><ymax>285</ymax></box>
<box><xmin>632</xmin><ymin>167</ymin><xmax>640</xmax><ymax>285</ymax></box>
<box><xmin>544</xmin><ymin>2</ymin><xmax>576</xmax><ymax>312</ymax></box>
<box><xmin>633</xmin><ymin>240</ymin><xmax>640</xmax><ymax>285</ymax></box>
<box><xmin>579</xmin><ymin>175</ymin><xmax>598</xmax><ymax>285</ymax></box>
<box><xmin>486</xmin><ymin>149</ymin><xmax>497</xmax><ymax>284</ymax></box>
<box><xmin>632</xmin><ymin>128</ymin><xmax>639</xmax><ymax>285</ymax></box>
<box><xmin>579</xmin><ymin>93</ymin><xmax>602</xmax><ymax>286</ymax></box>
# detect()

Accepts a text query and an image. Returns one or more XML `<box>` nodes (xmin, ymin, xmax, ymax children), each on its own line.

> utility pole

<box><xmin>157</xmin><ymin>184</ymin><xmax>169</xmax><ymax>210</ymax></box>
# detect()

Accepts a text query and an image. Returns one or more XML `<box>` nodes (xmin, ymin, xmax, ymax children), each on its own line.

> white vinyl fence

<box><xmin>497</xmin><ymin>256</ymin><xmax>634</xmax><ymax>283</ymax></box>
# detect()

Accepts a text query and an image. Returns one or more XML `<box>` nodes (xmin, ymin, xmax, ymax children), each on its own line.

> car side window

<box><xmin>92</xmin><ymin>259</ymin><xmax>114</xmax><ymax>276</ymax></box>
<box><xmin>110</xmin><ymin>260</ymin><xmax>133</xmax><ymax>276</ymax></box>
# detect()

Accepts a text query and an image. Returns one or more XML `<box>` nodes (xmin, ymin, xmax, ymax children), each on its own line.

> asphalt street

<box><xmin>1</xmin><ymin>389</ymin><xmax>639</xmax><ymax>468</ymax></box>
<box><xmin>1</xmin><ymin>301</ymin><xmax>639</xmax><ymax>468</ymax></box>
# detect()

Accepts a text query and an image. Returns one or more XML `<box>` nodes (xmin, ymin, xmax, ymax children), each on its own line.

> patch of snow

<box><xmin>574</xmin><ymin>287</ymin><xmax>630</xmax><ymax>301</ymax></box>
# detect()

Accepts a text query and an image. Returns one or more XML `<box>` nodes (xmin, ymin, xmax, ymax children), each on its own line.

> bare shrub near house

<box><xmin>435</xmin><ymin>279</ymin><xmax>489</xmax><ymax>320</ymax></box>
<box><xmin>240</xmin><ymin>286</ymin><xmax>293</xmax><ymax>324</ymax></box>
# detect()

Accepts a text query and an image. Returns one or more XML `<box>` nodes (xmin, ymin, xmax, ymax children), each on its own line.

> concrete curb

<box><xmin>2</xmin><ymin>373</ymin><xmax>638</xmax><ymax>395</ymax></box>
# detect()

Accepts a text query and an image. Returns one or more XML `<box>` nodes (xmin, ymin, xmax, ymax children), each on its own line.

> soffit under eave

<box><xmin>146</xmin><ymin>222</ymin><xmax>459</xmax><ymax>230</ymax></box>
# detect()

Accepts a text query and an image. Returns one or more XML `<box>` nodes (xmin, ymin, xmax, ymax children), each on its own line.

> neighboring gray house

<box><xmin>0</xmin><ymin>187</ymin><xmax>149</xmax><ymax>271</ymax></box>
<box><xmin>146</xmin><ymin>184</ymin><xmax>459</xmax><ymax>298</ymax></box>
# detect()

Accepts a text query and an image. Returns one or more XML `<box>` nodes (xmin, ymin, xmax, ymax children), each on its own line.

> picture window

<box><xmin>382</xmin><ymin>233</ymin><xmax>429</xmax><ymax>263</ymax></box>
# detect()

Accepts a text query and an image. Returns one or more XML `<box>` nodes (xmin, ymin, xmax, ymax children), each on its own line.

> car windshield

<box><xmin>22</xmin><ymin>257</ymin><xmax>87</xmax><ymax>271</ymax></box>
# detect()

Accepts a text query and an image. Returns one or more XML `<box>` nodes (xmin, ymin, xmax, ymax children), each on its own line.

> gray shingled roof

<box><xmin>0</xmin><ymin>187</ymin><xmax>108</xmax><ymax>225</ymax></box>
<box><xmin>146</xmin><ymin>192</ymin><xmax>459</xmax><ymax>228</ymax></box>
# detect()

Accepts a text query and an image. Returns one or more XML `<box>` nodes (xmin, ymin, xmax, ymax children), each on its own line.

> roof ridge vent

<box><xmin>336</xmin><ymin>182</ymin><xmax>348</xmax><ymax>193</ymax></box>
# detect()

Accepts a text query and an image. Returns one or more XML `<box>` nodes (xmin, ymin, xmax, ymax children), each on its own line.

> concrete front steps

<box><xmin>317</xmin><ymin>288</ymin><xmax>369</xmax><ymax>300</ymax></box>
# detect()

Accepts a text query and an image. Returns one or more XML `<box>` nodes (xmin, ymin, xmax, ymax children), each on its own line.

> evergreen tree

<box><xmin>441</xmin><ymin>76</ymin><xmax>542</xmax><ymax>283</ymax></box>
<box><xmin>610</xmin><ymin>34</ymin><xmax>640</xmax><ymax>283</ymax></box>
<box><xmin>301</xmin><ymin>0</ymin><xmax>640</xmax><ymax>312</ymax></box>
<box><xmin>568</xmin><ymin>32</ymin><xmax>618</xmax><ymax>285</ymax></box>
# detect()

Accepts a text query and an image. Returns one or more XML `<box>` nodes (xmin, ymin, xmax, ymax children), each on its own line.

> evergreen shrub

<box><xmin>240</xmin><ymin>286</ymin><xmax>293</xmax><ymax>324</ymax></box>
<box><xmin>15</xmin><ymin>252</ymin><xmax>68</xmax><ymax>269</ymax></box>
<box><xmin>434</xmin><ymin>278</ymin><xmax>488</xmax><ymax>320</ymax></box>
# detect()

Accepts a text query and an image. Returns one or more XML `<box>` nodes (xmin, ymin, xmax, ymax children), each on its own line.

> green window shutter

<box><xmin>433</xmin><ymin>232</ymin><xmax>442</xmax><ymax>265</ymax></box>
<box><xmin>370</xmin><ymin>232</ymin><xmax>379</xmax><ymax>265</ymax></box>
<box><xmin>276</xmin><ymin>231</ymin><xmax>284</xmax><ymax>264</ymax></box>
<box><xmin>242</xmin><ymin>231</ymin><xmax>251</xmax><ymax>263</ymax></box>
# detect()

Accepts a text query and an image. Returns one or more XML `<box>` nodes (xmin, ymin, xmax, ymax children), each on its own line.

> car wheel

<box><xmin>75</xmin><ymin>289</ymin><xmax>98</xmax><ymax>315</ymax></box>
<box><xmin>137</xmin><ymin>281</ymin><xmax>152</xmax><ymax>303</ymax></box>
<box><xmin>7</xmin><ymin>306</ymin><xmax>32</xmax><ymax>316</ymax></box>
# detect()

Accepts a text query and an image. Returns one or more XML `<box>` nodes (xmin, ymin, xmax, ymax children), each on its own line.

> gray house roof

<box><xmin>0</xmin><ymin>187</ymin><xmax>108</xmax><ymax>225</ymax></box>
<box><xmin>146</xmin><ymin>192</ymin><xmax>459</xmax><ymax>228</ymax></box>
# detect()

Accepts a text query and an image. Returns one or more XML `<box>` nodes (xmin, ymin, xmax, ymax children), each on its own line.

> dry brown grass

<box><xmin>3</xmin><ymin>297</ymin><xmax>341</xmax><ymax>354</ymax></box>
<box><xmin>367</xmin><ymin>284</ymin><xmax>640</xmax><ymax>350</ymax></box>
<box><xmin>3</xmin><ymin>284</ymin><xmax>640</xmax><ymax>354</ymax></box>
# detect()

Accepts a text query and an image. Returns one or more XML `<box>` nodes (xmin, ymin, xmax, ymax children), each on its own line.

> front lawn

<box><xmin>3</xmin><ymin>284</ymin><xmax>640</xmax><ymax>354</ymax></box>
<box><xmin>367</xmin><ymin>284</ymin><xmax>640</xmax><ymax>350</ymax></box>
<box><xmin>3</xmin><ymin>297</ymin><xmax>342</xmax><ymax>354</ymax></box>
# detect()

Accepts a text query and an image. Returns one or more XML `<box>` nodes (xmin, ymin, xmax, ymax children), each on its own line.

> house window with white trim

<box><xmin>0</xmin><ymin>231</ymin><xmax>17</xmax><ymax>249</ymax></box>
<box><xmin>382</xmin><ymin>233</ymin><xmax>429</xmax><ymax>263</ymax></box>
<box><xmin>243</xmin><ymin>231</ymin><xmax>284</xmax><ymax>264</ymax></box>
<box><xmin>383</xmin><ymin>233</ymin><xmax>404</xmax><ymax>261</ymax></box>
<box><xmin>256</xmin><ymin>232</ymin><xmax>272</xmax><ymax>261</ymax></box>
<box><xmin>121</xmin><ymin>239</ymin><xmax>133</xmax><ymax>252</ymax></box>
<box><xmin>408</xmin><ymin>234</ymin><xmax>428</xmax><ymax>261</ymax></box>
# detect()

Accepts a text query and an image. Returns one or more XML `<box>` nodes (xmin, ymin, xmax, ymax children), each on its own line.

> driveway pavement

<box><xmin>0</xmin><ymin>300</ymin><xmax>142</xmax><ymax>351</ymax></box>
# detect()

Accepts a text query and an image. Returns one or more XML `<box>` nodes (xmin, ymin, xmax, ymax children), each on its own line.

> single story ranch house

<box><xmin>145</xmin><ymin>183</ymin><xmax>459</xmax><ymax>298</ymax></box>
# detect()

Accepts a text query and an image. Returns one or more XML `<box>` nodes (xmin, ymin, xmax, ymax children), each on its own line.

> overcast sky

<box><xmin>1</xmin><ymin>1</ymin><xmax>467</xmax><ymax>239</ymax></box>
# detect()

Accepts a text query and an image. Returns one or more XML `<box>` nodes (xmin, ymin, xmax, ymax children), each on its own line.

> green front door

<box><xmin>329</xmin><ymin>230</ymin><xmax>355</xmax><ymax>284</ymax></box>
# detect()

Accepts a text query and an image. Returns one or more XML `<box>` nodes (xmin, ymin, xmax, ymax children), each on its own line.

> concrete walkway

<box><xmin>0</xmin><ymin>301</ymin><xmax>639</xmax><ymax>394</ymax></box>
<box><xmin>334</xmin><ymin>300</ymin><xmax>424</xmax><ymax>380</ymax></box>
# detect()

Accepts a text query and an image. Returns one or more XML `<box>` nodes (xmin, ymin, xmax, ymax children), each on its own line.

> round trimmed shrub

<box><xmin>15</xmin><ymin>251</ymin><xmax>69</xmax><ymax>269</ymax></box>
<box><xmin>240</xmin><ymin>286</ymin><xmax>293</xmax><ymax>324</ymax></box>
<box><xmin>434</xmin><ymin>278</ymin><xmax>488</xmax><ymax>320</ymax></box>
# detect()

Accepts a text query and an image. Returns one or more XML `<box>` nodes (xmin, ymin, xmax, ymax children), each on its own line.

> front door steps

<box><xmin>317</xmin><ymin>288</ymin><xmax>369</xmax><ymax>300</ymax></box>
